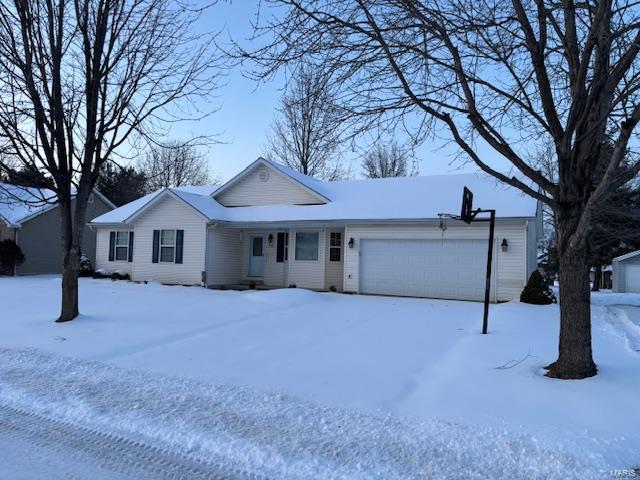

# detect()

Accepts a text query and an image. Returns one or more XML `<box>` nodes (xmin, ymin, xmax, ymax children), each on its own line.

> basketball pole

<box><xmin>481</xmin><ymin>209</ymin><xmax>495</xmax><ymax>335</ymax></box>
<box><xmin>441</xmin><ymin>186</ymin><xmax>496</xmax><ymax>335</ymax></box>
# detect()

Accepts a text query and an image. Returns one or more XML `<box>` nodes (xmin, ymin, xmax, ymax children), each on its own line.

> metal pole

<box><xmin>482</xmin><ymin>210</ymin><xmax>495</xmax><ymax>334</ymax></box>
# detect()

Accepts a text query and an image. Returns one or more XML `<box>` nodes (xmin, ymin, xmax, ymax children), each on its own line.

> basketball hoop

<box><xmin>461</xmin><ymin>186</ymin><xmax>474</xmax><ymax>224</ymax></box>
<box><xmin>438</xmin><ymin>186</ymin><xmax>496</xmax><ymax>335</ymax></box>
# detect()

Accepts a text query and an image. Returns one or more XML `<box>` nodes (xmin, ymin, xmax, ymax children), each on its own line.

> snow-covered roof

<box><xmin>88</xmin><ymin>185</ymin><xmax>222</xmax><ymax>225</ymax></box>
<box><xmin>90</xmin><ymin>162</ymin><xmax>538</xmax><ymax>226</ymax></box>
<box><xmin>0</xmin><ymin>183</ymin><xmax>58</xmax><ymax>226</ymax></box>
<box><xmin>0</xmin><ymin>183</ymin><xmax>115</xmax><ymax>227</ymax></box>
<box><xmin>613</xmin><ymin>250</ymin><xmax>640</xmax><ymax>263</ymax></box>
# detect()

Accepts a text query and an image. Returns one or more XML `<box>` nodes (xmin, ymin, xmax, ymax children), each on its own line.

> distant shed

<box><xmin>612</xmin><ymin>250</ymin><xmax>640</xmax><ymax>293</ymax></box>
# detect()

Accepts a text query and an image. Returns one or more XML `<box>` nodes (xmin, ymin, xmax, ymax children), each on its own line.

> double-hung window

<box><xmin>160</xmin><ymin>229</ymin><xmax>176</xmax><ymax>263</ymax></box>
<box><xmin>152</xmin><ymin>229</ymin><xmax>184</xmax><ymax>264</ymax></box>
<box><xmin>295</xmin><ymin>232</ymin><xmax>319</xmax><ymax>261</ymax></box>
<box><xmin>329</xmin><ymin>232</ymin><xmax>342</xmax><ymax>262</ymax></box>
<box><xmin>109</xmin><ymin>231</ymin><xmax>133</xmax><ymax>262</ymax></box>
<box><xmin>115</xmin><ymin>232</ymin><xmax>130</xmax><ymax>261</ymax></box>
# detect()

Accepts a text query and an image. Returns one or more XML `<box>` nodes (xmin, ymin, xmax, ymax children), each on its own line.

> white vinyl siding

<box><xmin>132</xmin><ymin>195</ymin><xmax>206</xmax><ymax>285</ymax></box>
<box><xmin>95</xmin><ymin>227</ymin><xmax>133</xmax><ymax>275</ymax></box>
<box><xmin>343</xmin><ymin>222</ymin><xmax>529</xmax><ymax>302</ymax></box>
<box><xmin>215</xmin><ymin>165</ymin><xmax>324</xmax><ymax>206</ymax></box>
<box><xmin>205</xmin><ymin>226</ymin><xmax>242</xmax><ymax>286</ymax></box>
<box><xmin>526</xmin><ymin>220</ymin><xmax>538</xmax><ymax>278</ymax></box>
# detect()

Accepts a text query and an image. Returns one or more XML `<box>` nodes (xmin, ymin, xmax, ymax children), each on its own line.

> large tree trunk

<box><xmin>545</xmin><ymin>216</ymin><xmax>597</xmax><ymax>379</ymax></box>
<box><xmin>592</xmin><ymin>265</ymin><xmax>602</xmax><ymax>292</ymax></box>
<box><xmin>57</xmin><ymin>193</ymin><xmax>87</xmax><ymax>323</ymax></box>
<box><xmin>58</xmin><ymin>247</ymin><xmax>80</xmax><ymax>322</ymax></box>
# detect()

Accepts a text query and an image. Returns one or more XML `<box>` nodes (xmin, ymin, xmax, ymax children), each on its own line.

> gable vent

<box><xmin>258</xmin><ymin>168</ymin><xmax>270</xmax><ymax>182</ymax></box>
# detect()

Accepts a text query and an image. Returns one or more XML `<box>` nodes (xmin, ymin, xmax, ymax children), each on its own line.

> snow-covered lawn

<box><xmin>1</xmin><ymin>275</ymin><xmax>639</xmax><ymax>478</ymax></box>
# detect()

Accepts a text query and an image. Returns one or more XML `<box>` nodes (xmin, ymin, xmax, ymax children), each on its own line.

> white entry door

<box><xmin>359</xmin><ymin>238</ymin><xmax>494</xmax><ymax>301</ymax></box>
<box><xmin>248</xmin><ymin>235</ymin><xmax>265</xmax><ymax>277</ymax></box>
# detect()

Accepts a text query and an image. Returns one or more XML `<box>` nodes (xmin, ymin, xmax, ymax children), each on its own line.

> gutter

<box><xmin>207</xmin><ymin>216</ymin><xmax>537</xmax><ymax>228</ymax></box>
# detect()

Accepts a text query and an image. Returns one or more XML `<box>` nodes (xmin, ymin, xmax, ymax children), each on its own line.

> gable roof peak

<box><xmin>213</xmin><ymin>157</ymin><xmax>331</xmax><ymax>203</ymax></box>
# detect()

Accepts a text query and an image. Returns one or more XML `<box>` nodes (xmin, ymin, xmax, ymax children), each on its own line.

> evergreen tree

<box><xmin>96</xmin><ymin>164</ymin><xmax>147</xmax><ymax>207</ymax></box>
<box><xmin>521</xmin><ymin>271</ymin><xmax>556</xmax><ymax>305</ymax></box>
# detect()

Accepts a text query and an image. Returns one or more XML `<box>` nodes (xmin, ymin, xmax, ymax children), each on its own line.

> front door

<box><xmin>248</xmin><ymin>235</ymin><xmax>265</xmax><ymax>277</ymax></box>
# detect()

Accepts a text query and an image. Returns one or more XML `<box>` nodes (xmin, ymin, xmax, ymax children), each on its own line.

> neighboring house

<box><xmin>0</xmin><ymin>184</ymin><xmax>115</xmax><ymax>275</ymax></box>
<box><xmin>590</xmin><ymin>266</ymin><xmax>613</xmax><ymax>290</ymax></box>
<box><xmin>612</xmin><ymin>251</ymin><xmax>640</xmax><ymax>293</ymax></box>
<box><xmin>90</xmin><ymin>157</ymin><xmax>541</xmax><ymax>302</ymax></box>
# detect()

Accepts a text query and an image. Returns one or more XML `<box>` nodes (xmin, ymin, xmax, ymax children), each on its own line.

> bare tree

<box><xmin>361</xmin><ymin>142</ymin><xmax>417</xmax><ymax>178</ymax></box>
<box><xmin>0</xmin><ymin>0</ymin><xmax>221</xmax><ymax>321</ymax></box>
<box><xmin>239</xmin><ymin>0</ymin><xmax>640</xmax><ymax>378</ymax></box>
<box><xmin>265</xmin><ymin>66</ymin><xmax>346</xmax><ymax>180</ymax></box>
<box><xmin>139</xmin><ymin>141</ymin><xmax>211</xmax><ymax>190</ymax></box>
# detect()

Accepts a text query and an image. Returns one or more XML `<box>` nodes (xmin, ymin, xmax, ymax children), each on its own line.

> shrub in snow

<box><xmin>520</xmin><ymin>270</ymin><xmax>556</xmax><ymax>305</ymax></box>
<box><xmin>0</xmin><ymin>239</ymin><xmax>25</xmax><ymax>275</ymax></box>
<box><xmin>110</xmin><ymin>272</ymin><xmax>130</xmax><ymax>281</ymax></box>
<box><xmin>78</xmin><ymin>254</ymin><xmax>94</xmax><ymax>277</ymax></box>
<box><xmin>91</xmin><ymin>269</ymin><xmax>110</xmax><ymax>279</ymax></box>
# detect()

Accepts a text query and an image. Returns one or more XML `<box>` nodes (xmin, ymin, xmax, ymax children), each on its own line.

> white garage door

<box><xmin>625</xmin><ymin>264</ymin><xmax>640</xmax><ymax>292</ymax></box>
<box><xmin>359</xmin><ymin>239</ymin><xmax>493</xmax><ymax>301</ymax></box>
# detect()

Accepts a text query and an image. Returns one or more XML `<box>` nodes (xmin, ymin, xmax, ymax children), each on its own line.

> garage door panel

<box><xmin>625</xmin><ymin>265</ymin><xmax>640</xmax><ymax>292</ymax></box>
<box><xmin>359</xmin><ymin>239</ymin><xmax>492</xmax><ymax>301</ymax></box>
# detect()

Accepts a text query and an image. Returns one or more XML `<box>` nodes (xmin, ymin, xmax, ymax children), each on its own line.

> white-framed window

<box><xmin>160</xmin><ymin>229</ymin><xmax>176</xmax><ymax>263</ymax></box>
<box><xmin>113</xmin><ymin>231</ymin><xmax>130</xmax><ymax>261</ymax></box>
<box><xmin>295</xmin><ymin>232</ymin><xmax>319</xmax><ymax>261</ymax></box>
<box><xmin>329</xmin><ymin>232</ymin><xmax>342</xmax><ymax>262</ymax></box>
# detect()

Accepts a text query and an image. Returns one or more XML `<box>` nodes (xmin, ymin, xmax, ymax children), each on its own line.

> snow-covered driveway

<box><xmin>1</xmin><ymin>276</ymin><xmax>639</xmax><ymax>478</ymax></box>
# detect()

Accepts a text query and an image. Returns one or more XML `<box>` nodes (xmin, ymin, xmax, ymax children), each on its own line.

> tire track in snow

<box><xmin>0</xmin><ymin>403</ymin><xmax>268</xmax><ymax>480</ymax></box>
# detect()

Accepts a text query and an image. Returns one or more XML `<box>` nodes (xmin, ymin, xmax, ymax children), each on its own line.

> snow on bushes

<box><xmin>520</xmin><ymin>270</ymin><xmax>556</xmax><ymax>305</ymax></box>
<box><xmin>0</xmin><ymin>239</ymin><xmax>25</xmax><ymax>275</ymax></box>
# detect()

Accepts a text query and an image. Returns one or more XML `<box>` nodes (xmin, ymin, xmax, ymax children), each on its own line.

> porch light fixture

<box><xmin>268</xmin><ymin>233</ymin><xmax>274</xmax><ymax>245</ymax></box>
<box><xmin>501</xmin><ymin>238</ymin><xmax>508</xmax><ymax>252</ymax></box>
<box><xmin>348</xmin><ymin>237</ymin><xmax>355</xmax><ymax>249</ymax></box>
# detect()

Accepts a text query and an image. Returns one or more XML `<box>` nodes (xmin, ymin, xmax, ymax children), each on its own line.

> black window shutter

<box><xmin>152</xmin><ymin>230</ymin><xmax>160</xmax><ymax>263</ymax></box>
<box><xmin>128</xmin><ymin>232</ymin><xmax>134</xmax><ymax>262</ymax></box>
<box><xmin>175</xmin><ymin>230</ymin><xmax>184</xmax><ymax>264</ymax></box>
<box><xmin>108</xmin><ymin>231</ymin><xmax>115</xmax><ymax>261</ymax></box>
<box><xmin>276</xmin><ymin>232</ymin><xmax>285</xmax><ymax>263</ymax></box>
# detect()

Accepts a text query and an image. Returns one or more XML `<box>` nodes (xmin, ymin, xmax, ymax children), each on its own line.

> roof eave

<box><xmin>208</xmin><ymin>215</ymin><xmax>535</xmax><ymax>228</ymax></box>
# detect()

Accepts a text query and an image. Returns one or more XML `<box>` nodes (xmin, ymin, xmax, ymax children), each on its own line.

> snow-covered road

<box><xmin>0</xmin><ymin>403</ymin><xmax>255</xmax><ymax>480</ymax></box>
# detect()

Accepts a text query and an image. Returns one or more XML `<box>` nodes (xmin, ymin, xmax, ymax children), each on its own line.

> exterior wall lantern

<box><xmin>267</xmin><ymin>233</ymin><xmax>274</xmax><ymax>246</ymax></box>
<box><xmin>348</xmin><ymin>237</ymin><xmax>355</xmax><ymax>249</ymax></box>
<box><xmin>501</xmin><ymin>238</ymin><xmax>508</xmax><ymax>252</ymax></box>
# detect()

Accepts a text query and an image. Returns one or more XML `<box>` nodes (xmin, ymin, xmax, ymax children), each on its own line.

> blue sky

<box><xmin>173</xmin><ymin>1</ymin><xmax>507</xmax><ymax>182</ymax></box>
